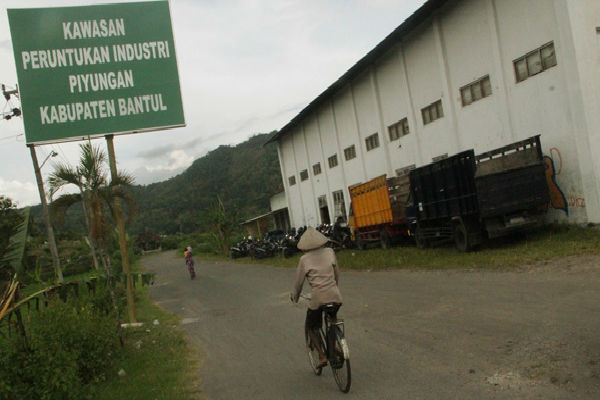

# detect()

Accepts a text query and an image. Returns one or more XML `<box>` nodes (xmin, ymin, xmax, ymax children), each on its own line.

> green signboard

<box><xmin>7</xmin><ymin>1</ymin><xmax>185</xmax><ymax>144</ymax></box>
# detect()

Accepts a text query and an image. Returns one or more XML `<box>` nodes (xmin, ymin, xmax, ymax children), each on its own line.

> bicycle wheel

<box><xmin>305</xmin><ymin>328</ymin><xmax>323</xmax><ymax>376</ymax></box>
<box><xmin>330</xmin><ymin>326</ymin><xmax>351</xmax><ymax>393</ymax></box>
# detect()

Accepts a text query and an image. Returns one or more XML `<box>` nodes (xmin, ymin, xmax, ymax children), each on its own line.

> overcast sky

<box><xmin>0</xmin><ymin>0</ymin><xmax>426</xmax><ymax>207</ymax></box>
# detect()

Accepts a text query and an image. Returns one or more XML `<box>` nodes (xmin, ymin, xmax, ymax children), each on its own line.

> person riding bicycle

<box><xmin>291</xmin><ymin>226</ymin><xmax>343</xmax><ymax>369</ymax></box>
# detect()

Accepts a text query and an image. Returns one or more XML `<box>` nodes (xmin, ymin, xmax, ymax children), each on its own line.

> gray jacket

<box><xmin>292</xmin><ymin>247</ymin><xmax>343</xmax><ymax>310</ymax></box>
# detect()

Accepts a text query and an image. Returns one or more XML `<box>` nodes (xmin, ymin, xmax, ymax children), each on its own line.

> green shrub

<box><xmin>195</xmin><ymin>242</ymin><xmax>215</xmax><ymax>254</ymax></box>
<box><xmin>177</xmin><ymin>239</ymin><xmax>215</xmax><ymax>255</ymax></box>
<box><xmin>62</xmin><ymin>249</ymin><xmax>94</xmax><ymax>277</ymax></box>
<box><xmin>0</xmin><ymin>294</ymin><xmax>120</xmax><ymax>400</ymax></box>
<box><xmin>161</xmin><ymin>234</ymin><xmax>181</xmax><ymax>250</ymax></box>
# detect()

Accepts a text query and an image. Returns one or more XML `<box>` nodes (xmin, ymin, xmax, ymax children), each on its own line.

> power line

<box><xmin>0</xmin><ymin>133</ymin><xmax>23</xmax><ymax>142</ymax></box>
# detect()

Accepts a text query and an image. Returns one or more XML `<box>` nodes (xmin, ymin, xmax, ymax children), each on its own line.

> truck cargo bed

<box><xmin>476</xmin><ymin>164</ymin><xmax>548</xmax><ymax>218</ymax></box>
<box><xmin>349</xmin><ymin>174</ymin><xmax>409</xmax><ymax>229</ymax></box>
<box><xmin>409</xmin><ymin>150</ymin><xmax>478</xmax><ymax>223</ymax></box>
<box><xmin>475</xmin><ymin>135</ymin><xmax>549</xmax><ymax>218</ymax></box>
<box><xmin>408</xmin><ymin>135</ymin><xmax>550</xmax><ymax>250</ymax></box>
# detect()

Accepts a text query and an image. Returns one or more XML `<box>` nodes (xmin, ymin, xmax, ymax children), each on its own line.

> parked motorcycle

<box><xmin>279</xmin><ymin>234</ymin><xmax>299</xmax><ymax>258</ymax></box>
<box><xmin>230</xmin><ymin>237</ymin><xmax>251</xmax><ymax>258</ymax></box>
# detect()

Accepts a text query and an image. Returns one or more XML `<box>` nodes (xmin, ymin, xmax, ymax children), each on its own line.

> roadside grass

<box><xmin>4</xmin><ymin>247</ymin><xmax>201</xmax><ymax>400</ymax></box>
<box><xmin>202</xmin><ymin>224</ymin><xmax>600</xmax><ymax>271</ymax></box>
<box><xmin>95</xmin><ymin>285</ymin><xmax>202</xmax><ymax>400</ymax></box>
<box><xmin>6</xmin><ymin>273</ymin><xmax>200</xmax><ymax>399</ymax></box>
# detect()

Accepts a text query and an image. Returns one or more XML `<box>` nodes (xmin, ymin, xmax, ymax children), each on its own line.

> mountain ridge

<box><xmin>33</xmin><ymin>132</ymin><xmax>282</xmax><ymax>236</ymax></box>
<box><xmin>130</xmin><ymin>132</ymin><xmax>282</xmax><ymax>234</ymax></box>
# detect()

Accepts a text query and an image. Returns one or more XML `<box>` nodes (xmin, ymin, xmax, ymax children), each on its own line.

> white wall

<box><xmin>332</xmin><ymin>87</ymin><xmax>367</xmax><ymax>186</ymax></box>
<box><xmin>576</xmin><ymin>0</ymin><xmax>600</xmax><ymax>222</ymax></box>
<box><xmin>374</xmin><ymin>46</ymin><xmax>421</xmax><ymax>170</ymax></box>
<box><xmin>270</xmin><ymin>191</ymin><xmax>287</xmax><ymax>212</ymax></box>
<box><xmin>279</xmin><ymin>133</ymin><xmax>304</xmax><ymax>227</ymax></box>
<box><xmin>494</xmin><ymin>0</ymin><xmax>592</xmax><ymax>222</ymax></box>
<box><xmin>316</xmin><ymin>106</ymin><xmax>346</xmax><ymax>195</ymax></box>
<box><xmin>352</xmin><ymin>69</ymin><xmax>390</xmax><ymax>179</ymax></box>
<box><xmin>276</xmin><ymin>0</ymin><xmax>600</xmax><ymax>227</ymax></box>
<box><xmin>441</xmin><ymin>0</ymin><xmax>507</xmax><ymax>153</ymax></box>
<box><xmin>403</xmin><ymin>23</ymin><xmax>456</xmax><ymax>161</ymax></box>
<box><xmin>554</xmin><ymin>0</ymin><xmax>600</xmax><ymax>223</ymax></box>
<box><xmin>303</xmin><ymin>115</ymin><xmax>330</xmax><ymax>221</ymax></box>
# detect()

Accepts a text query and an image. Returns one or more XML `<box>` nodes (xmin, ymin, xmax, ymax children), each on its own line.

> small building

<box><xmin>241</xmin><ymin>192</ymin><xmax>291</xmax><ymax>237</ymax></box>
<box><xmin>241</xmin><ymin>212</ymin><xmax>271</xmax><ymax>238</ymax></box>
<box><xmin>270</xmin><ymin>191</ymin><xmax>291</xmax><ymax>232</ymax></box>
<box><xmin>267</xmin><ymin>0</ymin><xmax>600</xmax><ymax>228</ymax></box>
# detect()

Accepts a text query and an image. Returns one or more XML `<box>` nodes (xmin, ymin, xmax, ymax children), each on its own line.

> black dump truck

<box><xmin>407</xmin><ymin>135</ymin><xmax>549</xmax><ymax>251</ymax></box>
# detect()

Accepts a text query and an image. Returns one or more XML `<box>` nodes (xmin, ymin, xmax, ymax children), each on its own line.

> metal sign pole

<box><xmin>105</xmin><ymin>134</ymin><xmax>136</xmax><ymax>323</ymax></box>
<box><xmin>28</xmin><ymin>144</ymin><xmax>63</xmax><ymax>283</ymax></box>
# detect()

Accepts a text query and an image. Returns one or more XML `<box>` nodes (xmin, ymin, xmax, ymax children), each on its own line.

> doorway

<box><xmin>318</xmin><ymin>195</ymin><xmax>331</xmax><ymax>224</ymax></box>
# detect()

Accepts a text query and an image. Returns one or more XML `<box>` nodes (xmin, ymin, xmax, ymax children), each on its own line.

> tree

<box><xmin>205</xmin><ymin>196</ymin><xmax>238</xmax><ymax>256</ymax></box>
<box><xmin>48</xmin><ymin>142</ymin><xmax>136</xmax><ymax>328</ymax></box>
<box><xmin>126</xmin><ymin>132</ymin><xmax>280</xmax><ymax>235</ymax></box>
<box><xmin>49</xmin><ymin>142</ymin><xmax>135</xmax><ymax>272</ymax></box>
<box><xmin>0</xmin><ymin>195</ymin><xmax>24</xmax><ymax>282</ymax></box>
<box><xmin>135</xmin><ymin>230</ymin><xmax>162</xmax><ymax>251</ymax></box>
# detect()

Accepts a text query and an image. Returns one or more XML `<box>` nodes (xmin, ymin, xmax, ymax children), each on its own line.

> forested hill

<box><xmin>128</xmin><ymin>132</ymin><xmax>282</xmax><ymax>234</ymax></box>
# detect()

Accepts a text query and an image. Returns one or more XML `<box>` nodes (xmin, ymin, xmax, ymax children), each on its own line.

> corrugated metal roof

<box><xmin>265</xmin><ymin>0</ymin><xmax>451</xmax><ymax>145</ymax></box>
<box><xmin>241</xmin><ymin>211</ymin><xmax>274</xmax><ymax>225</ymax></box>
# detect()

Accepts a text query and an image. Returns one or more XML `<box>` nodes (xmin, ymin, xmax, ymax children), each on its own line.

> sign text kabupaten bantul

<box><xmin>8</xmin><ymin>1</ymin><xmax>185</xmax><ymax>144</ymax></box>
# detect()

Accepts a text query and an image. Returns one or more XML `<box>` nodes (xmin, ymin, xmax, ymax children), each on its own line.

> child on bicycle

<box><xmin>290</xmin><ymin>226</ymin><xmax>343</xmax><ymax>368</ymax></box>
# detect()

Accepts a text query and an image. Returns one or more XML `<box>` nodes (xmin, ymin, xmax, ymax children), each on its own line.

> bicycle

<box><xmin>301</xmin><ymin>295</ymin><xmax>351</xmax><ymax>393</ymax></box>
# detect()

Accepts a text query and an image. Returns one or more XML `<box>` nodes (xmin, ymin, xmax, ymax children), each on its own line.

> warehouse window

<box><xmin>514</xmin><ymin>42</ymin><xmax>557</xmax><ymax>83</ymax></box>
<box><xmin>318</xmin><ymin>195</ymin><xmax>327</xmax><ymax>208</ymax></box>
<box><xmin>288</xmin><ymin>175</ymin><xmax>296</xmax><ymax>186</ymax></box>
<box><xmin>421</xmin><ymin>100</ymin><xmax>444</xmax><ymax>125</ymax></box>
<box><xmin>461</xmin><ymin>75</ymin><xmax>492</xmax><ymax>106</ymax></box>
<box><xmin>344</xmin><ymin>145</ymin><xmax>356</xmax><ymax>160</ymax></box>
<box><xmin>328</xmin><ymin>154</ymin><xmax>338</xmax><ymax>168</ymax></box>
<box><xmin>300</xmin><ymin>169</ymin><xmax>308</xmax><ymax>181</ymax></box>
<box><xmin>332</xmin><ymin>190</ymin><xmax>347</xmax><ymax>223</ymax></box>
<box><xmin>365</xmin><ymin>133</ymin><xmax>380</xmax><ymax>151</ymax></box>
<box><xmin>313</xmin><ymin>162</ymin><xmax>321</xmax><ymax>176</ymax></box>
<box><xmin>388</xmin><ymin>118</ymin><xmax>410</xmax><ymax>141</ymax></box>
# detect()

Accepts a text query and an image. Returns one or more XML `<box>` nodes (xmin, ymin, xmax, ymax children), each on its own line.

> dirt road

<box><xmin>144</xmin><ymin>251</ymin><xmax>600</xmax><ymax>399</ymax></box>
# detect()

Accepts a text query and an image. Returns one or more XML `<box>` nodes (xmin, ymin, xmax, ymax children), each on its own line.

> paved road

<box><xmin>144</xmin><ymin>251</ymin><xmax>600</xmax><ymax>399</ymax></box>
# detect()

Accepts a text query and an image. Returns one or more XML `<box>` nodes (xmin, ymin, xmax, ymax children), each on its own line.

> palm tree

<box><xmin>49</xmin><ymin>142</ymin><xmax>135</xmax><ymax>272</ymax></box>
<box><xmin>49</xmin><ymin>167</ymin><xmax>101</xmax><ymax>271</ymax></box>
<box><xmin>49</xmin><ymin>141</ymin><xmax>135</xmax><ymax>337</ymax></box>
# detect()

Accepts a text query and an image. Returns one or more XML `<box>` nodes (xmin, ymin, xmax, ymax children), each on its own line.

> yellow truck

<box><xmin>348</xmin><ymin>174</ymin><xmax>411</xmax><ymax>249</ymax></box>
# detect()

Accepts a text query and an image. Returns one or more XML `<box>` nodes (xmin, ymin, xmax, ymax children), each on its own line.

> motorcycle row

<box><xmin>230</xmin><ymin>223</ymin><xmax>354</xmax><ymax>260</ymax></box>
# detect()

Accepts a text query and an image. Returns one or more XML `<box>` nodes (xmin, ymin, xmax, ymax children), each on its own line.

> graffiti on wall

<box><xmin>543</xmin><ymin>148</ymin><xmax>568</xmax><ymax>215</ymax></box>
<box><xmin>543</xmin><ymin>147</ymin><xmax>586</xmax><ymax>216</ymax></box>
<box><xmin>565</xmin><ymin>179</ymin><xmax>586</xmax><ymax>209</ymax></box>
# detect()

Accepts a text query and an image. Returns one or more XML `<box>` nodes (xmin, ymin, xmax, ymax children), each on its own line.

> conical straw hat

<box><xmin>297</xmin><ymin>226</ymin><xmax>329</xmax><ymax>251</ymax></box>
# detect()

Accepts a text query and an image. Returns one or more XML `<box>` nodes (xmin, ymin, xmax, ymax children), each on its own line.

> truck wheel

<box><xmin>380</xmin><ymin>230</ymin><xmax>391</xmax><ymax>249</ymax></box>
<box><xmin>454</xmin><ymin>222</ymin><xmax>471</xmax><ymax>252</ymax></box>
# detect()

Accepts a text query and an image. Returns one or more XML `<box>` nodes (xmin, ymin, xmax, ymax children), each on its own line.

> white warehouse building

<box><xmin>266</xmin><ymin>0</ymin><xmax>600</xmax><ymax>229</ymax></box>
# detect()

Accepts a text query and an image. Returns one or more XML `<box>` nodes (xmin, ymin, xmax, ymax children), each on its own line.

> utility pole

<box><xmin>28</xmin><ymin>144</ymin><xmax>63</xmax><ymax>283</ymax></box>
<box><xmin>105</xmin><ymin>134</ymin><xmax>136</xmax><ymax>323</ymax></box>
<box><xmin>4</xmin><ymin>83</ymin><xmax>61</xmax><ymax>281</ymax></box>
